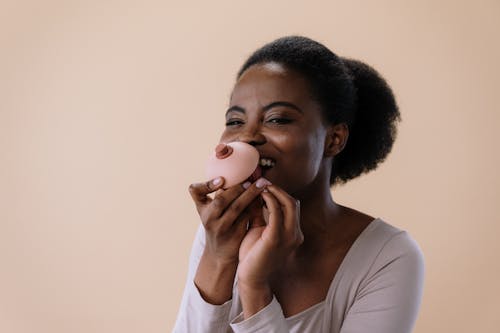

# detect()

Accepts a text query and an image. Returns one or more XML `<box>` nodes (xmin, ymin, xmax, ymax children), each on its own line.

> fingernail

<box><xmin>213</xmin><ymin>177</ymin><xmax>222</xmax><ymax>186</ymax></box>
<box><xmin>242</xmin><ymin>181</ymin><xmax>251</xmax><ymax>189</ymax></box>
<box><xmin>256</xmin><ymin>177</ymin><xmax>272</xmax><ymax>189</ymax></box>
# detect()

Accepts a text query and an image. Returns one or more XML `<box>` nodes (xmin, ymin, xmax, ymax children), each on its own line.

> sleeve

<box><xmin>229</xmin><ymin>296</ymin><xmax>289</xmax><ymax>333</ymax></box>
<box><xmin>172</xmin><ymin>224</ymin><xmax>234</xmax><ymax>333</ymax></box>
<box><xmin>339</xmin><ymin>231</ymin><xmax>425</xmax><ymax>333</ymax></box>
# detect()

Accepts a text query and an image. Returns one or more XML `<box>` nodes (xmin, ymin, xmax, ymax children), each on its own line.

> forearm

<box><xmin>194</xmin><ymin>249</ymin><xmax>238</xmax><ymax>304</ymax></box>
<box><xmin>173</xmin><ymin>225</ymin><xmax>235</xmax><ymax>333</ymax></box>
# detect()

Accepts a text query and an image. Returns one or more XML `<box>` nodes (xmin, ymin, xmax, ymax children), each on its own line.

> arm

<box><xmin>172</xmin><ymin>225</ymin><xmax>234</xmax><ymax>333</ymax></box>
<box><xmin>173</xmin><ymin>177</ymin><xmax>268</xmax><ymax>333</ymax></box>
<box><xmin>230</xmin><ymin>184</ymin><xmax>302</xmax><ymax>333</ymax></box>
<box><xmin>340</xmin><ymin>231</ymin><xmax>425</xmax><ymax>333</ymax></box>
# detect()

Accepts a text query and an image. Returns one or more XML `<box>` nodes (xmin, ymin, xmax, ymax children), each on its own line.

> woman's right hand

<box><xmin>188</xmin><ymin>177</ymin><xmax>268</xmax><ymax>265</ymax></box>
<box><xmin>188</xmin><ymin>177</ymin><xmax>269</xmax><ymax>304</ymax></box>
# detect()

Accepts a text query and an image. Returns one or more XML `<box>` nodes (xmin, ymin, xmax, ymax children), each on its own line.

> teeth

<box><xmin>259</xmin><ymin>158</ymin><xmax>275</xmax><ymax>167</ymax></box>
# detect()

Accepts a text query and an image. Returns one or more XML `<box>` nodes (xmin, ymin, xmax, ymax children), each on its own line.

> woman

<box><xmin>173</xmin><ymin>36</ymin><xmax>424</xmax><ymax>333</ymax></box>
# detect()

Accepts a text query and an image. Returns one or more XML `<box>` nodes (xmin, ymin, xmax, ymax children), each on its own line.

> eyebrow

<box><xmin>225</xmin><ymin>101</ymin><xmax>303</xmax><ymax>116</ymax></box>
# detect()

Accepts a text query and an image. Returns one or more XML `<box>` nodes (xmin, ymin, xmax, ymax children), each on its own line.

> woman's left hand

<box><xmin>237</xmin><ymin>182</ymin><xmax>304</xmax><ymax>306</ymax></box>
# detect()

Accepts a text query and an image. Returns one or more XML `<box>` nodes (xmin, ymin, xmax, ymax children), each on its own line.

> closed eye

<box><xmin>268</xmin><ymin>118</ymin><xmax>292</xmax><ymax>125</ymax></box>
<box><xmin>225</xmin><ymin>119</ymin><xmax>244</xmax><ymax>126</ymax></box>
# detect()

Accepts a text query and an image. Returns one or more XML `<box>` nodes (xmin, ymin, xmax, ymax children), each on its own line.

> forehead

<box><xmin>230</xmin><ymin>62</ymin><xmax>314</xmax><ymax>107</ymax></box>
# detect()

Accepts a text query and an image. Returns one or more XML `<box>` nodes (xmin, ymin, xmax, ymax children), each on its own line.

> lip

<box><xmin>247</xmin><ymin>165</ymin><xmax>262</xmax><ymax>183</ymax></box>
<box><xmin>255</xmin><ymin>147</ymin><xmax>276</xmax><ymax>162</ymax></box>
<box><xmin>257</xmin><ymin>157</ymin><xmax>276</xmax><ymax>179</ymax></box>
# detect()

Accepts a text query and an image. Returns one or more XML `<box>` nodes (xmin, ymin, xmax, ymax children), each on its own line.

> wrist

<box><xmin>202</xmin><ymin>246</ymin><xmax>239</xmax><ymax>267</ymax></box>
<box><xmin>238</xmin><ymin>282</ymin><xmax>273</xmax><ymax>319</ymax></box>
<box><xmin>194</xmin><ymin>250</ymin><xmax>238</xmax><ymax>305</ymax></box>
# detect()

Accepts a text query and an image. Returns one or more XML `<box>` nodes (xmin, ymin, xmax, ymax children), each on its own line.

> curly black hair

<box><xmin>237</xmin><ymin>36</ymin><xmax>401</xmax><ymax>186</ymax></box>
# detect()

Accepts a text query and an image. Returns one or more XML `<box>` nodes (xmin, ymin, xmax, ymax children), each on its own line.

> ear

<box><xmin>324</xmin><ymin>123</ymin><xmax>349</xmax><ymax>157</ymax></box>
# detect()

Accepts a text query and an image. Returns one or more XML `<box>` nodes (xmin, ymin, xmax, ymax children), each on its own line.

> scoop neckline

<box><xmin>283</xmin><ymin>217</ymin><xmax>382</xmax><ymax>320</ymax></box>
<box><xmin>324</xmin><ymin>217</ymin><xmax>381</xmax><ymax>300</ymax></box>
<box><xmin>285</xmin><ymin>298</ymin><xmax>326</xmax><ymax>322</ymax></box>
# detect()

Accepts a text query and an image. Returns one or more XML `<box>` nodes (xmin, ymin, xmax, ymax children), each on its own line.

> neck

<box><xmin>292</xmin><ymin>165</ymin><xmax>344</xmax><ymax>251</ymax></box>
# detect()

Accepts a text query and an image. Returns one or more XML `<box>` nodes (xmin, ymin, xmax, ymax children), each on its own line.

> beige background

<box><xmin>1</xmin><ymin>0</ymin><xmax>499</xmax><ymax>332</ymax></box>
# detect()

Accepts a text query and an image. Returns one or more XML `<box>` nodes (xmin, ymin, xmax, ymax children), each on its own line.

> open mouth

<box><xmin>247</xmin><ymin>157</ymin><xmax>276</xmax><ymax>182</ymax></box>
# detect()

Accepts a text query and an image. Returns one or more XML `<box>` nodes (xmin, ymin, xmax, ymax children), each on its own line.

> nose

<box><xmin>237</xmin><ymin>124</ymin><xmax>266</xmax><ymax>147</ymax></box>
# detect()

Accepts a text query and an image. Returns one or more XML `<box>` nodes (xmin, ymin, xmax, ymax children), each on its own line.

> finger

<box><xmin>246</xmin><ymin>196</ymin><xmax>266</xmax><ymax>228</ymax></box>
<box><xmin>260</xmin><ymin>191</ymin><xmax>284</xmax><ymax>240</ymax></box>
<box><xmin>218</xmin><ymin>182</ymin><xmax>267</xmax><ymax>231</ymax></box>
<box><xmin>188</xmin><ymin>177</ymin><xmax>225</xmax><ymax>207</ymax></box>
<box><xmin>204</xmin><ymin>181</ymin><xmax>251</xmax><ymax>223</ymax></box>
<box><xmin>231</xmin><ymin>208</ymin><xmax>250</xmax><ymax>237</ymax></box>
<box><xmin>265</xmin><ymin>185</ymin><xmax>300</xmax><ymax>231</ymax></box>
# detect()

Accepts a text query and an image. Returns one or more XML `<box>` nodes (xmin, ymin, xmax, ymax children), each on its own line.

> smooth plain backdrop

<box><xmin>1</xmin><ymin>0</ymin><xmax>499</xmax><ymax>332</ymax></box>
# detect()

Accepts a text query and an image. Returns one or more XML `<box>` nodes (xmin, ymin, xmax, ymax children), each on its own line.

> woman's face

<box><xmin>220</xmin><ymin>62</ymin><xmax>332</xmax><ymax>195</ymax></box>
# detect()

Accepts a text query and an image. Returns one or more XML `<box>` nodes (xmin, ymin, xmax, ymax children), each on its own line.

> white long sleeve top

<box><xmin>173</xmin><ymin>217</ymin><xmax>425</xmax><ymax>333</ymax></box>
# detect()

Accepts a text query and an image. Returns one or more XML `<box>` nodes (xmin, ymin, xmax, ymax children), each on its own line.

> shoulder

<box><xmin>368</xmin><ymin>219</ymin><xmax>425</xmax><ymax>271</ymax></box>
<box><xmin>338</xmin><ymin>218</ymin><xmax>425</xmax><ymax>286</ymax></box>
<box><xmin>334</xmin><ymin>219</ymin><xmax>425</xmax><ymax>333</ymax></box>
<box><xmin>354</xmin><ymin>218</ymin><xmax>425</xmax><ymax>291</ymax></box>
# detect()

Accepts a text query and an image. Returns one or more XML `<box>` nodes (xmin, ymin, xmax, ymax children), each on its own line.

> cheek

<box><xmin>272</xmin><ymin>138</ymin><xmax>323</xmax><ymax>194</ymax></box>
<box><xmin>276</xmin><ymin>132</ymin><xmax>323</xmax><ymax>171</ymax></box>
<box><xmin>308</xmin><ymin>132</ymin><xmax>326</xmax><ymax>171</ymax></box>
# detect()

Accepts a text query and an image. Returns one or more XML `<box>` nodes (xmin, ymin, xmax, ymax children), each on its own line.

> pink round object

<box><xmin>206</xmin><ymin>142</ymin><xmax>259</xmax><ymax>189</ymax></box>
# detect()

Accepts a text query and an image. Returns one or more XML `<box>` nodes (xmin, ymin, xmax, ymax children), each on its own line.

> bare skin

<box><xmin>188</xmin><ymin>62</ymin><xmax>375</xmax><ymax>319</ymax></box>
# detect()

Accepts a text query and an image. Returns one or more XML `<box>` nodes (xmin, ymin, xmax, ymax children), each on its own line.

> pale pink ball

<box><xmin>206</xmin><ymin>142</ymin><xmax>259</xmax><ymax>189</ymax></box>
